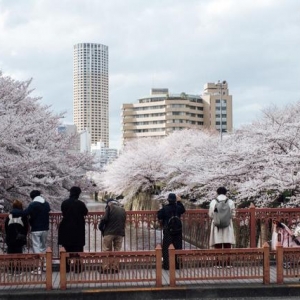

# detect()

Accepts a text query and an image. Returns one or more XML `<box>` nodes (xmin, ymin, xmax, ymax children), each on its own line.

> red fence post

<box><xmin>262</xmin><ymin>242</ymin><xmax>270</xmax><ymax>284</ymax></box>
<box><xmin>249</xmin><ymin>203</ymin><xmax>256</xmax><ymax>248</ymax></box>
<box><xmin>276</xmin><ymin>242</ymin><xmax>283</xmax><ymax>284</ymax></box>
<box><xmin>60</xmin><ymin>247</ymin><xmax>67</xmax><ymax>290</ymax></box>
<box><xmin>45</xmin><ymin>247</ymin><xmax>53</xmax><ymax>290</ymax></box>
<box><xmin>169</xmin><ymin>244</ymin><xmax>176</xmax><ymax>287</ymax></box>
<box><xmin>155</xmin><ymin>244</ymin><xmax>162</xmax><ymax>287</ymax></box>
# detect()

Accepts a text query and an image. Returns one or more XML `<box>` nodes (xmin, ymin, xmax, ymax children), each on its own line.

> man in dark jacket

<box><xmin>58</xmin><ymin>186</ymin><xmax>88</xmax><ymax>272</ymax></box>
<box><xmin>23</xmin><ymin>190</ymin><xmax>51</xmax><ymax>254</ymax></box>
<box><xmin>99</xmin><ymin>199</ymin><xmax>126</xmax><ymax>273</ymax></box>
<box><xmin>23</xmin><ymin>190</ymin><xmax>51</xmax><ymax>275</ymax></box>
<box><xmin>157</xmin><ymin>193</ymin><xmax>186</xmax><ymax>270</ymax></box>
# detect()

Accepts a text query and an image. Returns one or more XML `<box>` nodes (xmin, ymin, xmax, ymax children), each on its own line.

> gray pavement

<box><xmin>1</xmin><ymin>284</ymin><xmax>300</xmax><ymax>300</ymax></box>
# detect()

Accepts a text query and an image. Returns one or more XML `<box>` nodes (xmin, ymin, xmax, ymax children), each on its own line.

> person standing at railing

<box><xmin>5</xmin><ymin>199</ymin><xmax>29</xmax><ymax>253</ymax></box>
<box><xmin>209</xmin><ymin>187</ymin><xmax>236</xmax><ymax>268</ymax></box>
<box><xmin>157</xmin><ymin>193</ymin><xmax>186</xmax><ymax>270</ymax></box>
<box><xmin>5</xmin><ymin>200</ymin><xmax>29</xmax><ymax>276</ymax></box>
<box><xmin>23</xmin><ymin>190</ymin><xmax>51</xmax><ymax>275</ymax></box>
<box><xmin>58</xmin><ymin>186</ymin><xmax>88</xmax><ymax>273</ymax></box>
<box><xmin>98</xmin><ymin>199</ymin><xmax>126</xmax><ymax>274</ymax></box>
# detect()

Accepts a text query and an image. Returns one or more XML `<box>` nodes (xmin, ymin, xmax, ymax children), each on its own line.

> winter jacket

<box><xmin>157</xmin><ymin>201</ymin><xmax>186</xmax><ymax>228</ymax></box>
<box><xmin>58</xmin><ymin>196</ymin><xmax>88</xmax><ymax>247</ymax></box>
<box><xmin>208</xmin><ymin>194</ymin><xmax>236</xmax><ymax>247</ymax></box>
<box><xmin>23</xmin><ymin>196</ymin><xmax>51</xmax><ymax>232</ymax></box>
<box><xmin>101</xmin><ymin>203</ymin><xmax>126</xmax><ymax>237</ymax></box>
<box><xmin>5</xmin><ymin>208</ymin><xmax>29</xmax><ymax>247</ymax></box>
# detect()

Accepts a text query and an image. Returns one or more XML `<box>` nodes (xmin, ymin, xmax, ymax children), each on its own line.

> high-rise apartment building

<box><xmin>122</xmin><ymin>83</ymin><xmax>232</xmax><ymax>144</ymax></box>
<box><xmin>73</xmin><ymin>43</ymin><xmax>109</xmax><ymax>147</ymax></box>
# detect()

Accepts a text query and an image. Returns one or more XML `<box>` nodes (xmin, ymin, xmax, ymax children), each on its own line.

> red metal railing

<box><xmin>1</xmin><ymin>206</ymin><xmax>300</xmax><ymax>259</ymax></box>
<box><xmin>0</xmin><ymin>243</ymin><xmax>300</xmax><ymax>289</ymax></box>
<box><xmin>0</xmin><ymin>248</ymin><xmax>52</xmax><ymax>290</ymax></box>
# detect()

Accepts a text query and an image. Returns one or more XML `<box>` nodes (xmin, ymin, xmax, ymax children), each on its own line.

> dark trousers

<box><xmin>63</xmin><ymin>245</ymin><xmax>84</xmax><ymax>273</ymax></box>
<box><xmin>162</xmin><ymin>229</ymin><xmax>182</xmax><ymax>270</ymax></box>
<box><xmin>7</xmin><ymin>246</ymin><xmax>23</xmax><ymax>273</ymax></box>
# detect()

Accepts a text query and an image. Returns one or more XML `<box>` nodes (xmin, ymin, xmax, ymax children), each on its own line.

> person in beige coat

<box><xmin>209</xmin><ymin>187</ymin><xmax>236</xmax><ymax>249</ymax></box>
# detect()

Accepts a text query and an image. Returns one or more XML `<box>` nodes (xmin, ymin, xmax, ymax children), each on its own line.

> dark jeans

<box><xmin>162</xmin><ymin>229</ymin><xmax>182</xmax><ymax>270</ymax></box>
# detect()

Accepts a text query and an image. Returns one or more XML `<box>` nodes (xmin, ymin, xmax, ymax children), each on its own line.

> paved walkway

<box><xmin>1</xmin><ymin>265</ymin><xmax>300</xmax><ymax>299</ymax></box>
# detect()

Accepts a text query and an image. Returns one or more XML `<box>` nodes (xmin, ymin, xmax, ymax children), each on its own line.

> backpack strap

<box><xmin>8</xmin><ymin>214</ymin><xmax>24</xmax><ymax>227</ymax></box>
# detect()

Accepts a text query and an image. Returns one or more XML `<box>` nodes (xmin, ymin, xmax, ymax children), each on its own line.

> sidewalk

<box><xmin>1</xmin><ymin>282</ymin><xmax>300</xmax><ymax>300</ymax></box>
<box><xmin>1</xmin><ymin>266</ymin><xmax>300</xmax><ymax>300</ymax></box>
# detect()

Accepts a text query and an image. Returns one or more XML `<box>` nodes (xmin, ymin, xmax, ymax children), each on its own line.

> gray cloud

<box><xmin>0</xmin><ymin>0</ymin><xmax>299</xmax><ymax>149</ymax></box>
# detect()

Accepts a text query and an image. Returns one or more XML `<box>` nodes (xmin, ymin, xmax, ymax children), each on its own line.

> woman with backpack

<box><xmin>5</xmin><ymin>199</ymin><xmax>29</xmax><ymax>254</ymax></box>
<box><xmin>157</xmin><ymin>193</ymin><xmax>186</xmax><ymax>270</ymax></box>
<box><xmin>5</xmin><ymin>199</ymin><xmax>29</xmax><ymax>276</ymax></box>
<box><xmin>209</xmin><ymin>187</ymin><xmax>236</xmax><ymax>268</ymax></box>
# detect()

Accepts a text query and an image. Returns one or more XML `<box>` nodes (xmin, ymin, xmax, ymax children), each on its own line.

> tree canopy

<box><xmin>0</xmin><ymin>72</ymin><xmax>95</xmax><ymax>210</ymax></box>
<box><xmin>97</xmin><ymin>102</ymin><xmax>300</xmax><ymax>208</ymax></box>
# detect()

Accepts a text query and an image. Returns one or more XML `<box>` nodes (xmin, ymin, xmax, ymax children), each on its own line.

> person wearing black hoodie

<box><xmin>58</xmin><ymin>186</ymin><xmax>88</xmax><ymax>272</ymax></box>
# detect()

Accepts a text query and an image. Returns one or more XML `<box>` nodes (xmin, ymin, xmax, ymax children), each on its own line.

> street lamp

<box><xmin>216</xmin><ymin>80</ymin><xmax>227</xmax><ymax>141</ymax></box>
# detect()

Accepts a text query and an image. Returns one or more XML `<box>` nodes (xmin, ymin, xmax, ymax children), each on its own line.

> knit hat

<box><xmin>167</xmin><ymin>193</ymin><xmax>177</xmax><ymax>203</ymax></box>
<box><xmin>70</xmin><ymin>186</ymin><xmax>82</xmax><ymax>197</ymax></box>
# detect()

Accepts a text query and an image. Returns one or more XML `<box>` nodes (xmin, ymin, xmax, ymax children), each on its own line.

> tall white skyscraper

<box><xmin>73</xmin><ymin>43</ymin><xmax>109</xmax><ymax>147</ymax></box>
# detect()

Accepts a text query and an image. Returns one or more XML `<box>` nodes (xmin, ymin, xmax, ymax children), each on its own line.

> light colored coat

<box><xmin>208</xmin><ymin>194</ymin><xmax>236</xmax><ymax>247</ymax></box>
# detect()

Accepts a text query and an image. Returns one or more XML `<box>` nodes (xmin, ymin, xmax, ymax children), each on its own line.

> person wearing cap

<box><xmin>58</xmin><ymin>186</ymin><xmax>88</xmax><ymax>273</ymax></box>
<box><xmin>157</xmin><ymin>193</ymin><xmax>186</xmax><ymax>270</ymax></box>
<box><xmin>99</xmin><ymin>199</ymin><xmax>126</xmax><ymax>273</ymax></box>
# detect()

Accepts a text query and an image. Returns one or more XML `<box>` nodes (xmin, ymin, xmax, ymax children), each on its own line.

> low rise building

<box><xmin>122</xmin><ymin>82</ymin><xmax>232</xmax><ymax>144</ymax></box>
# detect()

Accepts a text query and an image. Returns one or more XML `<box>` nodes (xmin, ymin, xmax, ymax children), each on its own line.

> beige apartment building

<box><xmin>122</xmin><ymin>82</ymin><xmax>232</xmax><ymax>144</ymax></box>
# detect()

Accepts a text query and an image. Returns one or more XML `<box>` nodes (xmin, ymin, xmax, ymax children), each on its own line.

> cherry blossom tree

<box><xmin>100</xmin><ymin>138</ymin><xmax>169</xmax><ymax>201</ymax></box>
<box><xmin>98</xmin><ymin>101</ymin><xmax>300</xmax><ymax>208</ymax></box>
<box><xmin>0</xmin><ymin>72</ymin><xmax>96</xmax><ymax>210</ymax></box>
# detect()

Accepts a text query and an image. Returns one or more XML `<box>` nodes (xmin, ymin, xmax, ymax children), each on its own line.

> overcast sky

<box><xmin>0</xmin><ymin>0</ymin><xmax>299</xmax><ymax>149</ymax></box>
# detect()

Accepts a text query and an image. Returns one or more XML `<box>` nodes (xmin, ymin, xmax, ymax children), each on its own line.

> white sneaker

<box><xmin>214</xmin><ymin>265</ymin><xmax>222</xmax><ymax>269</ymax></box>
<box><xmin>31</xmin><ymin>267</ymin><xmax>42</xmax><ymax>275</ymax></box>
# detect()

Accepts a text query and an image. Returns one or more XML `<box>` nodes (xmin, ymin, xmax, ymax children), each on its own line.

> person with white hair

<box><xmin>98</xmin><ymin>199</ymin><xmax>126</xmax><ymax>274</ymax></box>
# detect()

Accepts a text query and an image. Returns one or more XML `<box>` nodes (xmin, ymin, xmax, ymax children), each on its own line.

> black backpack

<box><xmin>6</xmin><ymin>214</ymin><xmax>27</xmax><ymax>246</ymax></box>
<box><xmin>167</xmin><ymin>205</ymin><xmax>182</xmax><ymax>235</ymax></box>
